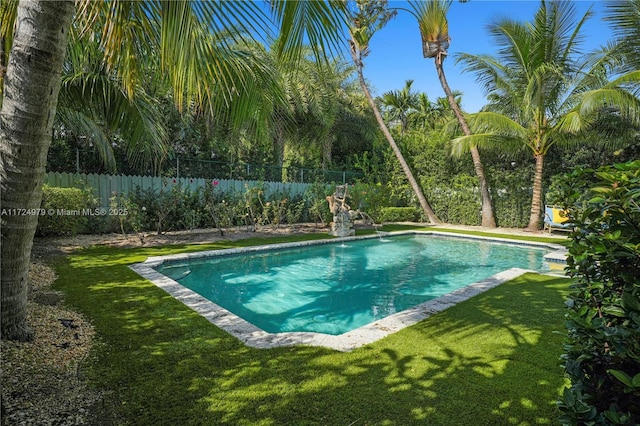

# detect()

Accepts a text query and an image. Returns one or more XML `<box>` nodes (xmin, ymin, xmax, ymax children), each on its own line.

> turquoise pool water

<box><xmin>155</xmin><ymin>234</ymin><xmax>551</xmax><ymax>335</ymax></box>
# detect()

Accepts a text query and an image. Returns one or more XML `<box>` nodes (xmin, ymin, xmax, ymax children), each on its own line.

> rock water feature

<box><xmin>326</xmin><ymin>185</ymin><xmax>356</xmax><ymax>237</ymax></box>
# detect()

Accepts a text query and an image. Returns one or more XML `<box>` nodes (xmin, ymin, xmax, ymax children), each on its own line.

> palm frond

<box><xmin>580</xmin><ymin>87</ymin><xmax>640</xmax><ymax>124</ymax></box>
<box><xmin>55</xmin><ymin>108</ymin><xmax>117</xmax><ymax>172</ymax></box>
<box><xmin>450</xmin><ymin>133</ymin><xmax>524</xmax><ymax>158</ymax></box>
<box><xmin>487</xmin><ymin>19</ymin><xmax>532</xmax><ymax>75</ymax></box>
<box><xmin>466</xmin><ymin>112</ymin><xmax>528</xmax><ymax>138</ymax></box>
<box><xmin>0</xmin><ymin>0</ymin><xmax>18</xmax><ymax>97</ymax></box>
<box><xmin>58</xmin><ymin>33</ymin><xmax>169</xmax><ymax>173</ymax></box>
<box><xmin>555</xmin><ymin>109</ymin><xmax>591</xmax><ymax>135</ymax></box>
<box><xmin>605</xmin><ymin>69</ymin><xmax>640</xmax><ymax>93</ymax></box>
<box><xmin>456</xmin><ymin>52</ymin><xmax>510</xmax><ymax>96</ymax></box>
<box><xmin>270</xmin><ymin>0</ymin><xmax>348</xmax><ymax>63</ymax></box>
<box><xmin>604</xmin><ymin>0</ymin><xmax>640</xmax><ymax>71</ymax></box>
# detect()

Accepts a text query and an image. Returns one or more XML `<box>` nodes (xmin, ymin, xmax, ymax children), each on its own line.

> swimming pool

<box><xmin>131</xmin><ymin>231</ymin><xmax>566</xmax><ymax>351</ymax></box>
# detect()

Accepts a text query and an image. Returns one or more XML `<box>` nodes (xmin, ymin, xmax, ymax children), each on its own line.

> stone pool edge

<box><xmin>129</xmin><ymin>231</ymin><xmax>567</xmax><ymax>352</ymax></box>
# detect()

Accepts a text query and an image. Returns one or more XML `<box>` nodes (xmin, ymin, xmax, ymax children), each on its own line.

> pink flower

<box><xmin>212</xmin><ymin>180</ymin><xmax>219</xmax><ymax>186</ymax></box>
<box><xmin>172</xmin><ymin>178</ymin><xmax>176</xmax><ymax>183</ymax></box>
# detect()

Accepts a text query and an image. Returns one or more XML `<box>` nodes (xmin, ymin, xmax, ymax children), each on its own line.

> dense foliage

<box><xmin>377</xmin><ymin>207</ymin><xmax>419</xmax><ymax>222</ymax></box>
<box><xmin>36</xmin><ymin>180</ymin><xmax>402</xmax><ymax>238</ymax></box>
<box><xmin>556</xmin><ymin>161</ymin><xmax>640</xmax><ymax>424</ymax></box>
<box><xmin>41</xmin><ymin>1</ymin><xmax>640</xmax><ymax>230</ymax></box>
<box><xmin>37</xmin><ymin>186</ymin><xmax>100</xmax><ymax>237</ymax></box>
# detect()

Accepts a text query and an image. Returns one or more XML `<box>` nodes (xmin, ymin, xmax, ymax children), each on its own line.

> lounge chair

<box><xmin>543</xmin><ymin>205</ymin><xmax>571</xmax><ymax>234</ymax></box>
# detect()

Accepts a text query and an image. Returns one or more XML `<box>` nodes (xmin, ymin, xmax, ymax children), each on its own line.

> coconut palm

<box><xmin>454</xmin><ymin>0</ymin><xmax>640</xmax><ymax>231</ymax></box>
<box><xmin>409</xmin><ymin>0</ymin><xmax>496</xmax><ymax>228</ymax></box>
<box><xmin>0</xmin><ymin>0</ymin><xmax>348</xmax><ymax>341</ymax></box>
<box><xmin>604</xmin><ymin>0</ymin><xmax>640</xmax><ymax>73</ymax></box>
<box><xmin>1</xmin><ymin>0</ymin><xmax>75</xmax><ymax>342</ymax></box>
<box><xmin>347</xmin><ymin>0</ymin><xmax>440</xmax><ymax>224</ymax></box>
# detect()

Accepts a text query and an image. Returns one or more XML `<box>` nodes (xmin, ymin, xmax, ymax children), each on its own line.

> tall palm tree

<box><xmin>347</xmin><ymin>0</ymin><xmax>440</xmax><ymax>224</ymax></box>
<box><xmin>0</xmin><ymin>0</ymin><xmax>75</xmax><ymax>341</ymax></box>
<box><xmin>349</xmin><ymin>0</ymin><xmax>440</xmax><ymax>223</ymax></box>
<box><xmin>409</xmin><ymin>0</ymin><xmax>496</xmax><ymax>228</ymax></box>
<box><xmin>454</xmin><ymin>0</ymin><xmax>640</xmax><ymax>231</ymax></box>
<box><xmin>0</xmin><ymin>0</ymin><xmax>348</xmax><ymax>341</ymax></box>
<box><xmin>377</xmin><ymin>79</ymin><xmax>419</xmax><ymax>134</ymax></box>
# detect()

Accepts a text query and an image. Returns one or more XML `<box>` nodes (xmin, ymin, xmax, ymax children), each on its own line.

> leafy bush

<box><xmin>303</xmin><ymin>182</ymin><xmax>333</xmax><ymax>226</ymax></box>
<box><xmin>555</xmin><ymin>161</ymin><xmax>640</xmax><ymax>425</ymax></box>
<box><xmin>37</xmin><ymin>185</ymin><xmax>98</xmax><ymax>236</ymax></box>
<box><xmin>378</xmin><ymin>207</ymin><xmax>419</xmax><ymax>223</ymax></box>
<box><xmin>348</xmin><ymin>181</ymin><xmax>396</xmax><ymax>221</ymax></box>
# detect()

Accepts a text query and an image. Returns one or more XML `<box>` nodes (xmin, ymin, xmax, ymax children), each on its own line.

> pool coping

<box><xmin>129</xmin><ymin>231</ymin><xmax>567</xmax><ymax>352</ymax></box>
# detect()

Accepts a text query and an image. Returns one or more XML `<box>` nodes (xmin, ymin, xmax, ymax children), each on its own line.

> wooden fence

<box><xmin>44</xmin><ymin>172</ymin><xmax>312</xmax><ymax>208</ymax></box>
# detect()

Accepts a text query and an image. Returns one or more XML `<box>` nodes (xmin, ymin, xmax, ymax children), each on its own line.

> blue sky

<box><xmin>360</xmin><ymin>1</ymin><xmax>612</xmax><ymax>112</ymax></box>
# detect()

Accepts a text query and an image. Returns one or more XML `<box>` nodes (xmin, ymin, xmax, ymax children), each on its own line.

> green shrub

<box><xmin>303</xmin><ymin>182</ymin><xmax>333</xmax><ymax>225</ymax></box>
<box><xmin>348</xmin><ymin>181</ymin><xmax>396</xmax><ymax>221</ymax></box>
<box><xmin>556</xmin><ymin>161</ymin><xmax>640</xmax><ymax>425</ymax></box>
<box><xmin>378</xmin><ymin>207</ymin><xmax>419</xmax><ymax>223</ymax></box>
<box><xmin>37</xmin><ymin>185</ymin><xmax>98</xmax><ymax>236</ymax></box>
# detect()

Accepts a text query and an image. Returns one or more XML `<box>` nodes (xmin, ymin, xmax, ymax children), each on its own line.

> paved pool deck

<box><xmin>130</xmin><ymin>230</ymin><xmax>568</xmax><ymax>352</ymax></box>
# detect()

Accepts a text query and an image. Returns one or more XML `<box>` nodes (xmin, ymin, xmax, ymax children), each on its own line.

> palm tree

<box><xmin>269</xmin><ymin>46</ymin><xmax>344</xmax><ymax>172</ymax></box>
<box><xmin>410</xmin><ymin>92</ymin><xmax>438</xmax><ymax>130</ymax></box>
<box><xmin>377</xmin><ymin>79</ymin><xmax>419</xmax><ymax>134</ymax></box>
<box><xmin>347</xmin><ymin>0</ymin><xmax>440</xmax><ymax>224</ymax></box>
<box><xmin>0</xmin><ymin>0</ymin><xmax>348</xmax><ymax>341</ymax></box>
<box><xmin>454</xmin><ymin>0</ymin><xmax>640</xmax><ymax>231</ymax></box>
<box><xmin>0</xmin><ymin>0</ymin><xmax>75</xmax><ymax>341</ymax></box>
<box><xmin>411</xmin><ymin>91</ymin><xmax>462</xmax><ymax>131</ymax></box>
<box><xmin>409</xmin><ymin>0</ymin><xmax>496</xmax><ymax>228</ymax></box>
<box><xmin>56</xmin><ymin>32</ymin><xmax>169</xmax><ymax>174</ymax></box>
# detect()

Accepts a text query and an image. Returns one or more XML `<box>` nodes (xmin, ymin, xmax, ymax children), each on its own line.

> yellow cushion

<box><xmin>552</xmin><ymin>207</ymin><xmax>568</xmax><ymax>223</ymax></box>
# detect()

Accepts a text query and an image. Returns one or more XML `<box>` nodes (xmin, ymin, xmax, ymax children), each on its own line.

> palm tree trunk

<box><xmin>322</xmin><ymin>135</ymin><xmax>333</xmax><ymax>169</ymax></box>
<box><xmin>273</xmin><ymin>123</ymin><xmax>286</xmax><ymax>181</ymax></box>
<box><xmin>527</xmin><ymin>153</ymin><xmax>545</xmax><ymax>231</ymax></box>
<box><xmin>434</xmin><ymin>60</ymin><xmax>497</xmax><ymax>228</ymax></box>
<box><xmin>0</xmin><ymin>0</ymin><xmax>75</xmax><ymax>341</ymax></box>
<box><xmin>352</xmin><ymin>58</ymin><xmax>439</xmax><ymax>224</ymax></box>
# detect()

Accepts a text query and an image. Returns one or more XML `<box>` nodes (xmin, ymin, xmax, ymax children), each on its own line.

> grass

<box><xmin>366</xmin><ymin>223</ymin><xmax>570</xmax><ymax>247</ymax></box>
<box><xmin>52</xmin><ymin>228</ymin><xmax>571</xmax><ymax>425</ymax></box>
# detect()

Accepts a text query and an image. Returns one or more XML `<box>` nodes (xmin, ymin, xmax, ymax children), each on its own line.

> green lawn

<box><xmin>52</xmin><ymin>229</ymin><xmax>571</xmax><ymax>425</ymax></box>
